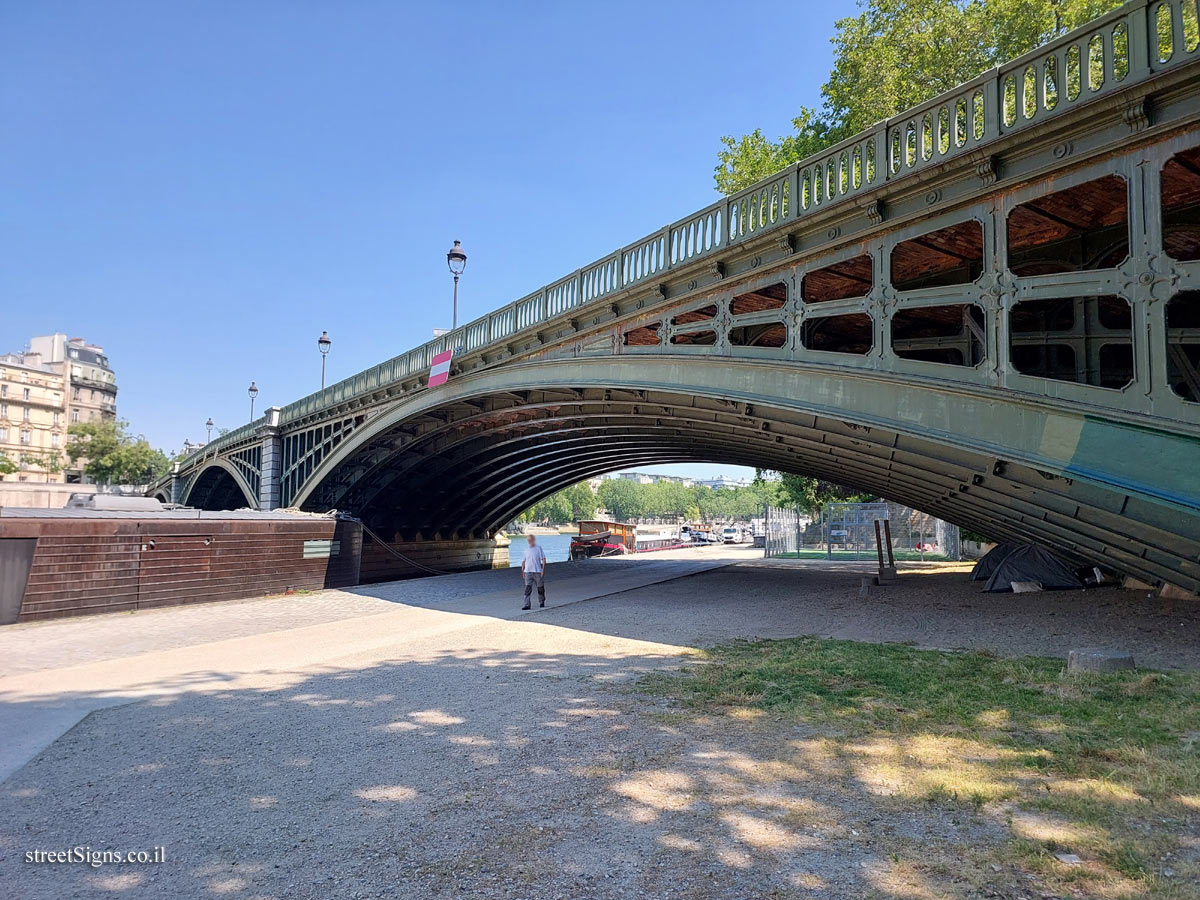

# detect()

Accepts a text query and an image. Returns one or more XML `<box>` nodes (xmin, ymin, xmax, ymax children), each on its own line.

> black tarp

<box><xmin>982</xmin><ymin>544</ymin><xmax>1083</xmax><ymax>592</ymax></box>
<box><xmin>969</xmin><ymin>542</ymin><xmax>1020</xmax><ymax>581</ymax></box>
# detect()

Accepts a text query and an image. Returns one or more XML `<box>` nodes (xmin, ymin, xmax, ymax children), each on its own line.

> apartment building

<box><xmin>0</xmin><ymin>335</ymin><xmax>118</xmax><ymax>483</ymax></box>
<box><xmin>0</xmin><ymin>350</ymin><xmax>68</xmax><ymax>482</ymax></box>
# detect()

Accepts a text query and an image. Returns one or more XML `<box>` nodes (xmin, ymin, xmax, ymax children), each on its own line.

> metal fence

<box><xmin>764</xmin><ymin>506</ymin><xmax>804</xmax><ymax>557</ymax></box>
<box><xmin>764</xmin><ymin>502</ymin><xmax>961</xmax><ymax>560</ymax></box>
<box><xmin>823</xmin><ymin>502</ymin><xmax>893</xmax><ymax>560</ymax></box>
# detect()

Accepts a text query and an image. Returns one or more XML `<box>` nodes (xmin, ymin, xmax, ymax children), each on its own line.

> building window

<box><xmin>0</xmin><ymin>403</ymin><xmax>6</xmax><ymax>418</ymax></box>
<box><xmin>51</xmin><ymin>433</ymin><xmax>60</xmax><ymax>448</ymax></box>
<box><xmin>19</xmin><ymin>430</ymin><xmax>31</xmax><ymax>445</ymax></box>
<box><xmin>53</xmin><ymin>411</ymin><xmax>60</xmax><ymax>426</ymax></box>
<box><xmin>22</xmin><ymin>407</ymin><xmax>30</xmax><ymax>421</ymax></box>
<box><xmin>71</xmin><ymin>409</ymin><xmax>80</xmax><ymax>423</ymax></box>
<box><xmin>22</xmin><ymin>387</ymin><xmax>30</xmax><ymax>401</ymax></box>
<box><xmin>0</xmin><ymin>385</ymin><xmax>6</xmax><ymax>397</ymax></box>
<box><xmin>72</xmin><ymin>387</ymin><xmax>80</xmax><ymax>400</ymax></box>
<box><xmin>0</xmin><ymin>428</ymin><xmax>7</xmax><ymax>442</ymax></box>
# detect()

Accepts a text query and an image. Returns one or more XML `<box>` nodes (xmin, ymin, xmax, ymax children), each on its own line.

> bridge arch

<box><xmin>291</xmin><ymin>356</ymin><xmax>1200</xmax><ymax>591</ymax></box>
<box><xmin>184</xmin><ymin>459</ymin><xmax>258</xmax><ymax>511</ymax></box>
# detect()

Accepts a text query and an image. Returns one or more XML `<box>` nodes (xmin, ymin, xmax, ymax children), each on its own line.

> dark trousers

<box><xmin>523</xmin><ymin>571</ymin><xmax>545</xmax><ymax>604</ymax></box>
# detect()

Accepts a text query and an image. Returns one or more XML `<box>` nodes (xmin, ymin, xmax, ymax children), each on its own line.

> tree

<box><xmin>562</xmin><ymin>482</ymin><xmax>597</xmax><ymax>520</ymax></box>
<box><xmin>65</xmin><ymin>420</ymin><xmax>171</xmax><ymax>486</ymax></box>
<box><xmin>597</xmin><ymin>478</ymin><xmax>647</xmax><ymax>522</ymax></box>
<box><xmin>0</xmin><ymin>453</ymin><xmax>17</xmax><ymax>477</ymax></box>
<box><xmin>20</xmin><ymin>450</ymin><xmax>63</xmax><ymax>474</ymax></box>
<box><xmin>517</xmin><ymin>482</ymin><xmax>597</xmax><ymax>525</ymax></box>
<box><xmin>528</xmin><ymin>490</ymin><xmax>572</xmax><ymax>524</ymax></box>
<box><xmin>715</xmin><ymin>0</ymin><xmax>1123</xmax><ymax>193</ymax></box>
<box><xmin>756</xmin><ymin>469</ymin><xmax>876</xmax><ymax>519</ymax></box>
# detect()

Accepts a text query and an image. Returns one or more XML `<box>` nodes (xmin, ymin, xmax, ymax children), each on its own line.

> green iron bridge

<box><xmin>153</xmin><ymin>0</ymin><xmax>1200</xmax><ymax>591</ymax></box>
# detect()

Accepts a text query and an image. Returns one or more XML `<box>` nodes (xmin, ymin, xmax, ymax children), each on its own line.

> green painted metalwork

<box><xmin>150</xmin><ymin>0</ymin><xmax>1200</xmax><ymax>590</ymax></box>
<box><xmin>164</xmin><ymin>0</ymin><xmax>1200</xmax><ymax>458</ymax></box>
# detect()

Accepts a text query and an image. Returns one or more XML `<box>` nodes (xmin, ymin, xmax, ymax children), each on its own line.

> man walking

<box><xmin>520</xmin><ymin>533</ymin><xmax>547</xmax><ymax>610</ymax></box>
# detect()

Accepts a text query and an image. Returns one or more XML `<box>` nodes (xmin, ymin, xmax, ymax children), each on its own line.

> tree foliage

<box><xmin>520</xmin><ymin>478</ymin><xmax>784</xmax><ymax>524</ymax></box>
<box><xmin>65</xmin><ymin>420</ymin><xmax>171</xmax><ymax>486</ymax></box>
<box><xmin>20</xmin><ymin>450</ymin><xmax>63</xmax><ymax>475</ymax></box>
<box><xmin>597</xmin><ymin>479</ymin><xmax>647</xmax><ymax>522</ymax></box>
<box><xmin>520</xmin><ymin>482</ymin><xmax>600</xmax><ymax>524</ymax></box>
<box><xmin>517</xmin><ymin>473</ymin><xmax>877</xmax><ymax>526</ymax></box>
<box><xmin>715</xmin><ymin>0</ymin><xmax>1123</xmax><ymax>194</ymax></box>
<box><xmin>0</xmin><ymin>450</ymin><xmax>62</xmax><ymax>479</ymax></box>
<box><xmin>754</xmin><ymin>470</ymin><xmax>876</xmax><ymax>519</ymax></box>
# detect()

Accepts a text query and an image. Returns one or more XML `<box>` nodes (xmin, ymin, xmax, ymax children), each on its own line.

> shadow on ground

<box><xmin>2</xmin><ymin>630</ymin><xmax>1195</xmax><ymax>900</ymax></box>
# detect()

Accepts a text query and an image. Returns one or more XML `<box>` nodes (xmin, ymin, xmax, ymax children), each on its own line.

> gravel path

<box><xmin>1</xmin><ymin>556</ymin><xmax>1195</xmax><ymax>900</ymax></box>
<box><xmin>574</xmin><ymin>558</ymin><xmax>1200</xmax><ymax>671</ymax></box>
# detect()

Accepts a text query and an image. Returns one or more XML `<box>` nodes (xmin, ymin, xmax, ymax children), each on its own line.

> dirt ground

<box><xmin>600</xmin><ymin>558</ymin><xmax>1200</xmax><ymax>671</ymax></box>
<box><xmin>1</xmin><ymin>558</ymin><xmax>1195</xmax><ymax>899</ymax></box>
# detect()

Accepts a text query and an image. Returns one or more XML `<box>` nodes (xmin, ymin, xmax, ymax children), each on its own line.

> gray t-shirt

<box><xmin>522</xmin><ymin>544</ymin><xmax>547</xmax><ymax>573</ymax></box>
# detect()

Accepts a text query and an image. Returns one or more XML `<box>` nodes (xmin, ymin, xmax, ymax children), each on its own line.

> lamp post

<box><xmin>317</xmin><ymin>331</ymin><xmax>332</xmax><ymax>389</ymax></box>
<box><xmin>248</xmin><ymin>381</ymin><xmax>259</xmax><ymax>419</ymax></box>
<box><xmin>205</xmin><ymin>417</ymin><xmax>214</xmax><ymax>443</ymax></box>
<box><xmin>446</xmin><ymin>239</ymin><xmax>467</xmax><ymax>329</ymax></box>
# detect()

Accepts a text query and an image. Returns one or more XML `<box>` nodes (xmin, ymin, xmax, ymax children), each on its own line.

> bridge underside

<box><xmin>187</xmin><ymin>462</ymin><xmax>257</xmax><ymax>511</ymax></box>
<box><xmin>288</xmin><ymin>366</ymin><xmax>1200</xmax><ymax>593</ymax></box>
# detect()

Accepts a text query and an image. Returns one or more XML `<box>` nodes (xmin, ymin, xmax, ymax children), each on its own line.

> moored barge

<box><xmin>569</xmin><ymin>520</ymin><xmax>693</xmax><ymax>559</ymax></box>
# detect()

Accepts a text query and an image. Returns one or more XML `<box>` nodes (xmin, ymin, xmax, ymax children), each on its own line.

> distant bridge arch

<box><xmin>184</xmin><ymin>459</ymin><xmax>258</xmax><ymax>511</ymax></box>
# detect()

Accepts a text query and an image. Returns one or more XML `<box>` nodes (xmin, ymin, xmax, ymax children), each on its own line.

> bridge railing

<box><xmin>171</xmin><ymin>0</ymin><xmax>1197</xmax><ymax>471</ymax></box>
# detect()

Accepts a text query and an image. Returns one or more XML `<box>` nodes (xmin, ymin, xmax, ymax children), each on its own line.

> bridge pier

<box><xmin>168</xmin><ymin>462</ymin><xmax>183</xmax><ymax>505</ymax></box>
<box><xmin>359</xmin><ymin>535</ymin><xmax>508</xmax><ymax>583</ymax></box>
<box><xmin>258</xmin><ymin>407</ymin><xmax>282</xmax><ymax>511</ymax></box>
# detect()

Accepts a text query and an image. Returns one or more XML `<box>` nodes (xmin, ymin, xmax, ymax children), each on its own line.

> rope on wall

<box><xmin>357</xmin><ymin>521</ymin><xmax>451</xmax><ymax>577</ymax></box>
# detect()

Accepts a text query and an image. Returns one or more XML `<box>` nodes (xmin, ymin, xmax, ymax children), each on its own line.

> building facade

<box><xmin>0</xmin><ymin>351</ymin><xmax>67</xmax><ymax>482</ymax></box>
<box><xmin>0</xmin><ymin>335</ymin><xmax>118</xmax><ymax>484</ymax></box>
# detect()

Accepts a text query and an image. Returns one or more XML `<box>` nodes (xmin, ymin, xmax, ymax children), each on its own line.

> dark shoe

<box><xmin>539</xmin><ymin>600</ymin><xmax>545</xmax><ymax>608</ymax></box>
<box><xmin>521</xmin><ymin>604</ymin><xmax>531</xmax><ymax>611</ymax></box>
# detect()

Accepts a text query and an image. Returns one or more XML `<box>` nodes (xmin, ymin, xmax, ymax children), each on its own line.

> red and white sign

<box><xmin>428</xmin><ymin>348</ymin><xmax>454</xmax><ymax>387</ymax></box>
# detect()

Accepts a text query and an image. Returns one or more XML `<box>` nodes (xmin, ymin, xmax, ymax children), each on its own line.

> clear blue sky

<box><xmin>0</xmin><ymin>0</ymin><xmax>857</xmax><ymax>479</ymax></box>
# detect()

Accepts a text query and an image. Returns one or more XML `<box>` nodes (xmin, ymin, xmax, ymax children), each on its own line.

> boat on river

<box><xmin>569</xmin><ymin>520</ymin><xmax>693</xmax><ymax>559</ymax></box>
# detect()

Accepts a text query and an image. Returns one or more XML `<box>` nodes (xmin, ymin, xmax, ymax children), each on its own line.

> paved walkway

<box><xmin>2</xmin><ymin>553</ymin><xmax>1196</xmax><ymax>900</ymax></box>
<box><xmin>0</xmin><ymin>547</ymin><xmax>751</xmax><ymax>782</ymax></box>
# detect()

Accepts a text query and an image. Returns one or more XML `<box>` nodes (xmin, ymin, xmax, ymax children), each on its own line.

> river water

<box><xmin>506</xmin><ymin>533</ymin><xmax>574</xmax><ymax>567</ymax></box>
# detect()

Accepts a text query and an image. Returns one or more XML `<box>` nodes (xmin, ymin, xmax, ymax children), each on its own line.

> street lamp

<box><xmin>248</xmin><ymin>381</ymin><xmax>259</xmax><ymax>419</ymax></box>
<box><xmin>205</xmin><ymin>417</ymin><xmax>214</xmax><ymax>443</ymax></box>
<box><xmin>317</xmin><ymin>331</ymin><xmax>332</xmax><ymax>389</ymax></box>
<box><xmin>446</xmin><ymin>239</ymin><xmax>467</xmax><ymax>329</ymax></box>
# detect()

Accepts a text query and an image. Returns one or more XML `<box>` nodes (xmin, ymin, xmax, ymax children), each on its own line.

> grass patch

<box><xmin>640</xmin><ymin>637</ymin><xmax>1199</xmax><ymax>898</ymax></box>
